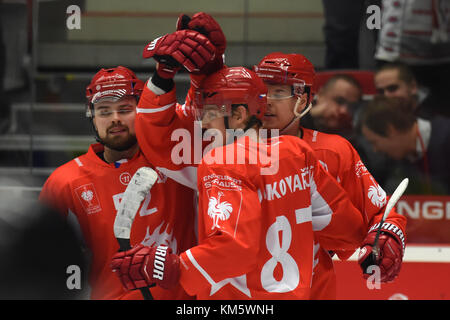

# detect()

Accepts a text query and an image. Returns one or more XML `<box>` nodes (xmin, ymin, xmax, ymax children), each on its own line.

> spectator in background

<box><xmin>301</xmin><ymin>73</ymin><xmax>392</xmax><ymax>186</ymax></box>
<box><xmin>302</xmin><ymin>73</ymin><xmax>395</xmax><ymax>183</ymax></box>
<box><xmin>374</xmin><ymin>62</ymin><xmax>436</xmax><ymax>119</ymax></box>
<box><xmin>302</xmin><ymin>74</ymin><xmax>363</xmax><ymax>140</ymax></box>
<box><xmin>375</xmin><ymin>0</ymin><xmax>450</xmax><ymax>118</ymax></box>
<box><xmin>361</xmin><ymin>96</ymin><xmax>450</xmax><ymax>195</ymax></box>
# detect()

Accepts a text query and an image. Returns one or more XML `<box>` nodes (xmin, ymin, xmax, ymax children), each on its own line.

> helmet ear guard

<box><xmin>293</xmin><ymin>84</ymin><xmax>313</xmax><ymax>119</ymax></box>
<box><xmin>292</xmin><ymin>81</ymin><xmax>306</xmax><ymax>97</ymax></box>
<box><xmin>294</xmin><ymin>99</ymin><xmax>312</xmax><ymax>119</ymax></box>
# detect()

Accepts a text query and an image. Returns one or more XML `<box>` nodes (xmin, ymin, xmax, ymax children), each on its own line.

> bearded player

<box><xmin>39</xmin><ymin>66</ymin><xmax>196</xmax><ymax>300</ymax></box>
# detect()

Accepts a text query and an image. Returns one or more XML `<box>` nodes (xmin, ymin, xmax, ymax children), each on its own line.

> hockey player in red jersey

<box><xmin>39</xmin><ymin>66</ymin><xmax>196</xmax><ymax>300</ymax></box>
<box><xmin>111</xmin><ymin>66</ymin><xmax>368</xmax><ymax>299</ymax></box>
<box><xmin>132</xmin><ymin>13</ymin><xmax>227</xmax><ymax>190</ymax></box>
<box><xmin>253</xmin><ymin>52</ymin><xmax>407</xmax><ymax>298</ymax></box>
<box><xmin>108</xmin><ymin>12</ymin><xmax>400</xmax><ymax>299</ymax></box>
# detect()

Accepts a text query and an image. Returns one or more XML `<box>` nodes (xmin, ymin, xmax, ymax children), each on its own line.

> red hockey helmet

<box><xmin>193</xmin><ymin>66</ymin><xmax>267</xmax><ymax>122</ymax></box>
<box><xmin>253</xmin><ymin>52</ymin><xmax>315</xmax><ymax>97</ymax></box>
<box><xmin>85</xmin><ymin>66</ymin><xmax>144</xmax><ymax>117</ymax></box>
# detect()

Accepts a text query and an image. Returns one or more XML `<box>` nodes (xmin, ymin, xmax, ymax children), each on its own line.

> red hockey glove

<box><xmin>358</xmin><ymin>222</ymin><xmax>405</xmax><ymax>283</ymax></box>
<box><xmin>176</xmin><ymin>12</ymin><xmax>226</xmax><ymax>74</ymax></box>
<box><xmin>111</xmin><ymin>244</ymin><xmax>180</xmax><ymax>290</ymax></box>
<box><xmin>143</xmin><ymin>30</ymin><xmax>216</xmax><ymax>78</ymax></box>
<box><xmin>177</xmin><ymin>12</ymin><xmax>226</xmax><ymax>55</ymax></box>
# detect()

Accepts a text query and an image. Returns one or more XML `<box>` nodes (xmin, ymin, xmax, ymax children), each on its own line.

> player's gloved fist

<box><xmin>177</xmin><ymin>12</ymin><xmax>226</xmax><ymax>55</ymax></box>
<box><xmin>111</xmin><ymin>244</ymin><xmax>181</xmax><ymax>290</ymax></box>
<box><xmin>358</xmin><ymin>222</ymin><xmax>405</xmax><ymax>283</ymax></box>
<box><xmin>143</xmin><ymin>30</ymin><xmax>216</xmax><ymax>77</ymax></box>
<box><xmin>176</xmin><ymin>12</ymin><xmax>226</xmax><ymax>74</ymax></box>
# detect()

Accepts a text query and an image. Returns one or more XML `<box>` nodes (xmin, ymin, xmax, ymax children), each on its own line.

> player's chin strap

<box><xmin>224</xmin><ymin>115</ymin><xmax>230</xmax><ymax>130</ymax></box>
<box><xmin>91</xmin><ymin>123</ymin><xmax>104</xmax><ymax>144</ymax></box>
<box><xmin>279</xmin><ymin>97</ymin><xmax>312</xmax><ymax>135</ymax></box>
<box><xmin>86</xmin><ymin>104</ymin><xmax>104</xmax><ymax>145</ymax></box>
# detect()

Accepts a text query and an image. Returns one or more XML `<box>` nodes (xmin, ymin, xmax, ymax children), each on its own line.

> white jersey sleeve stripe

<box><xmin>185</xmin><ymin>249</ymin><xmax>217</xmax><ymax>287</ymax></box>
<box><xmin>295</xmin><ymin>206</ymin><xmax>312</xmax><ymax>224</ymax></box>
<box><xmin>136</xmin><ymin>102</ymin><xmax>176</xmax><ymax>114</ymax></box>
<box><xmin>185</xmin><ymin>249</ymin><xmax>252</xmax><ymax>297</ymax></box>
<box><xmin>155</xmin><ymin>166</ymin><xmax>198</xmax><ymax>191</ymax></box>
<box><xmin>146</xmin><ymin>79</ymin><xmax>168</xmax><ymax>95</ymax></box>
<box><xmin>310</xmin><ymin>179</ymin><xmax>332</xmax><ymax>231</ymax></box>
<box><xmin>74</xmin><ymin>157</ymin><xmax>83</xmax><ymax>167</ymax></box>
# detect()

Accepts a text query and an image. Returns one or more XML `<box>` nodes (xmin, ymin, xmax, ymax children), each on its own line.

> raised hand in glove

<box><xmin>111</xmin><ymin>244</ymin><xmax>180</xmax><ymax>290</ymax></box>
<box><xmin>176</xmin><ymin>12</ymin><xmax>226</xmax><ymax>75</ymax></box>
<box><xmin>358</xmin><ymin>222</ymin><xmax>405</xmax><ymax>283</ymax></box>
<box><xmin>143</xmin><ymin>30</ymin><xmax>216</xmax><ymax>79</ymax></box>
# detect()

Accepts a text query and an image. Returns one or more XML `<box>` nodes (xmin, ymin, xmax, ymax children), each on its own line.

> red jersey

<box><xmin>135</xmin><ymin>81</ymin><xmax>406</xmax><ymax>299</ymax></box>
<box><xmin>178</xmin><ymin>135</ymin><xmax>366</xmax><ymax>299</ymax></box>
<box><xmin>135</xmin><ymin>82</ymin><xmax>201</xmax><ymax>190</ymax></box>
<box><xmin>301</xmin><ymin>128</ymin><xmax>407</xmax><ymax>299</ymax></box>
<box><xmin>39</xmin><ymin>143</ymin><xmax>196</xmax><ymax>300</ymax></box>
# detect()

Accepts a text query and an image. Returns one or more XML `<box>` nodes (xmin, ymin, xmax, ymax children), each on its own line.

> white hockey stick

<box><xmin>372</xmin><ymin>178</ymin><xmax>409</xmax><ymax>260</ymax></box>
<box><xmin>113</xmin><ymin>166</ymin><xmax>158</xmax><ymax>300</ymax></box>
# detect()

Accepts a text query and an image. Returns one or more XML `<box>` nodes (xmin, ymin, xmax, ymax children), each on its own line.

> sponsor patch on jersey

<box><xmin>75</xmin><ymin>183</ymin><xmax>102</xmax><ymax>214</ymax></box>
<box><xmin>355</xmin><ymin>160</ymin><xmax>370</xmax><ymax>178</ymax></box>
<box><xmin>207</xmin><ymin>191</ymin><xmax>234</xmax><ymax>230</ymax></box>
<box><xmin>202</xmin><ymin>174</ymin><xmax>242</xmax><ymax>191</ymax></box>
<box><xmin>203</xmin><ymin>174</ymin><xmax>243</xmax><ymax>234</ymax></box>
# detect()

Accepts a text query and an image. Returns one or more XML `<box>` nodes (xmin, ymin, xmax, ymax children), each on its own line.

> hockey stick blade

<box><xmin>372</xmin><ymin>178</ymin><xmax>409</xmax><ymax>260</ymax></box>
<box><xmin>113</xmin><ymin>166</ymin><xmax>158</xmax><ymax>300</ymax></box>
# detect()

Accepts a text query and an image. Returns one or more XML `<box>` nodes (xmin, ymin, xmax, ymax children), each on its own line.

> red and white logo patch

<box><xmin>75</xmin><ymin>183</ymin><xmax>101</xmax><ymax>214</ymax></box>
<box><xmin>367</xmin><ymin>177</ymin><xmax>387</xmax><ymax>208</ymax></box>
<box><xmin>203</xmin><ymin>174</ymin><xmax>243</xmax><ymax>236</ymax></box>
<box><xmin>355</xmin><ymin>160</ymin><xmax>369</xmax><ymax>178</ymax></box>
<box><xmin>207</xmin><ymin>191</ymin><xmax>233</xmax><ymax>230</ymax></box>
